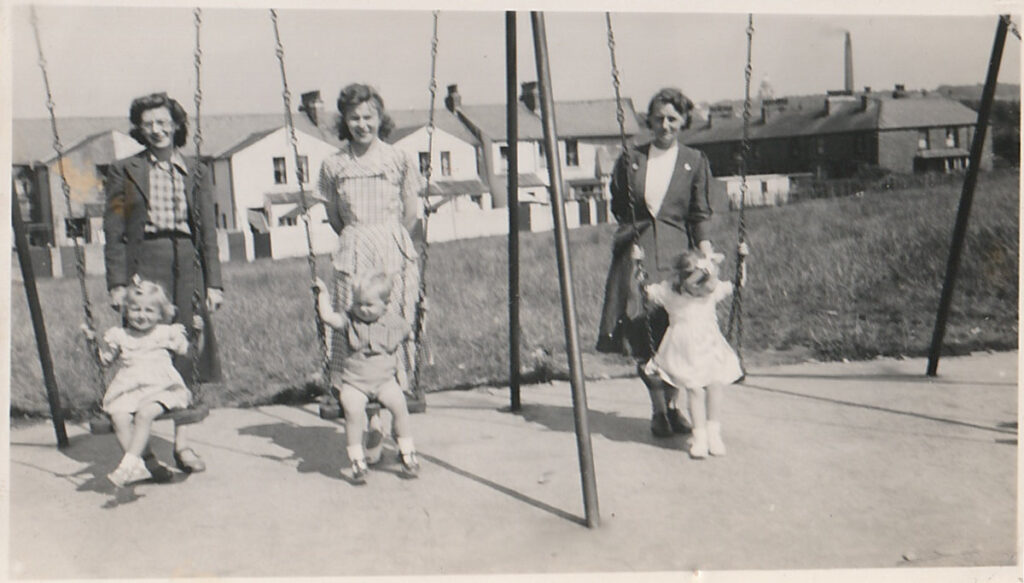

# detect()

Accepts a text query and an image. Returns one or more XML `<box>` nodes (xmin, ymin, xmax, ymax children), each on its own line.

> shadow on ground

<box><xmin>11</xmin><ymin>431</ymin><xmax>189</xmax><ymax>508</ymax></box>
<box><xmin>515</xmin><ymin>403</ymin><xmax>689</xmax><ymax>451</ymax></box>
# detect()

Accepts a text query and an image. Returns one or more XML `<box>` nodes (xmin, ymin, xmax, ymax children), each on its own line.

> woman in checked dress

<box><xmin>317</xmin><ymin>83</ymin><xmax>424</xmax><ymax>403</ymax></box>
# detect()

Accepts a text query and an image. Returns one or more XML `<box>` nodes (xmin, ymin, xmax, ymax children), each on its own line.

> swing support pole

<box><xmin>506</xmin><ymin>11</ymin><xmax>522</xmax><ymax>411</ymax></box>
<box><xmin>12</xmin><ymin>193</ymin><xmax>69</xmax><ymax>448</ymax></box>
<box><xmin>530</xmin><ymin>11</ymin><xmax>600</xmax><ymax>528</ymax></box>
<box><xmin>926</xmin><ymin>15</ymin><xmax>1008</xmax><ymax>377</ymax></box>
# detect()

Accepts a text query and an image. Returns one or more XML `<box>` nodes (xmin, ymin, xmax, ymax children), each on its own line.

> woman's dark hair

<box><xmin>334</xmin><ymin>83</ymin><xmax>394</xmax><ymax>141</ymax></box>
<box><xmin>646</xmin><ymin>87</ymin><xmax>694</xmax><ymax>131</ymax></box>
<box><xmin>128</xmin><ymin>92</ymin><xmax>189</xmax><ymax>148</ymax></box>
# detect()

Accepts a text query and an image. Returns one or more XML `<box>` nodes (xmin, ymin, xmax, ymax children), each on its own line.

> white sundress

<box><xmin>101</xmin><ymin>324</ymin><xmax>193</xmax><ymax>415</ymax></box>
<box><xmin>644</xmin><ymin>280</ymin><xmax>743</xmax><ymax>390</ymax></box>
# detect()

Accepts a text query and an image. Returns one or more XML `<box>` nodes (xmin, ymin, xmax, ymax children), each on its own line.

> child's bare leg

<box><xmin>376</xmin><ymin>381</ymin><xmax>412</xmax><ymax>441</ymax></box>
<box><xmin>377</xmin><ymin>381</ymin><xmax>419</xmax><ymax>476</ymax></box>
<box><xmin>706</xmin><ymin>383</ymin><xmax>726</xmax><ymax>456</ymax></box>
<box><xmin>687</xmin><ymin>385</ymin><xmax>708</xmax><ymax>459</ymax></box>
<box><xmin>339</xmin><ymin>385</ymin><xmax>370</xmax><ymax>457</ymax></box>
<box><xmin>109</xmin><ymin>413</ymin><xmax>134</xmax><ymax>452</ymax></box>
<box><xmin>125</xmin><ymin>402</ymin><xmax>164</xmax><ymax>458</ymax></box>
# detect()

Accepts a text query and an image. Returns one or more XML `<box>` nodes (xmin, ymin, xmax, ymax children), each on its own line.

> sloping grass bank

<box><xmin>10</xmin><ymin>170</ymin><xmax>1018</xmax><ymax>417</ymax></box>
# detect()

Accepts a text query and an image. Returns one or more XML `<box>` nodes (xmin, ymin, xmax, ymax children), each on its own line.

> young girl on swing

<box><xmin>643</xmin><ymin>245</ymin><xmax>747</xmax><ymax>458</ymax></box>
<box><xmin>314</xmin><ymin>271</ymin><xmax>420</xmax><ymax>483</ymax></box>
<box><xmin>82</xmin><ymin>276</ymin><xmax>204</xmax><ymax>486</ymax></box>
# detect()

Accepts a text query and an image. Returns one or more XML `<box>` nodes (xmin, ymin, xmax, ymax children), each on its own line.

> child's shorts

<box><xmin>339</xmin><ymin>377</ymin><xmax>404</xmax><ymax>403</ymax></box>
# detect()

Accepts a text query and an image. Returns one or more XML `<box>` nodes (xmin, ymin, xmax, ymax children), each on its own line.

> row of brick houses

<box><xmin>679</xmin><ymin>85</ymin><xmax>991</xmax><ymax>179</ymax></box>
<box><xmin>12</xmin><ymin>82</ymin><xmax>990</xmax><ymax>250</ymax></box>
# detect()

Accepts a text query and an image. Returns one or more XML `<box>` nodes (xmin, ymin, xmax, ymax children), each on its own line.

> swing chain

<box><xmin>413</xmin><ymin>10</ymin><xmax>441</xmax><ymax>392</ymax></box>
<box><xmin>726</xmin><ymin>14</ymin><xmax>754</xmax><ymax>371</ymax></box>
<box><xmin>188</xmin><ymin>6</ymin><xmax>206</xmax><ymax>396</ymax></box>
<box><xmin>606</xmin><ymin>13</ymin><xmax>659</xmax><ymax>361</ymax></box>
<box><xmin>270</xmin><ymin>9</ymin><xmax>332</xmax><ymax>384</ymax></box>
<box><xmin>29</xmin><ymin>6</ymin><xmax>108</xmax><ymax>399</ymax></box>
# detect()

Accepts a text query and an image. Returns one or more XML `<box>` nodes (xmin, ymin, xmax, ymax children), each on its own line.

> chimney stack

<box><xmin>892</xmin><ymin>83</ymin><xmax>907</xmax><ymax>98</ymax></box>
<box><xmin>298</xmin><ymin>90</ymin><xmax>324</xmax><ymax>127</ymax></box>
<box><xmin>444</xmin><ymin>84</ymin><xmax>462</xmax><ymax>112</ymax></box>
<box><xmin>844</xmin><ymin>31</ymin><xmax>854</xmax><ymax>93</ymax></box>
<box><xmin>760</xmin><ymin>97</ymin><xmax>788</xmax><ymax>123</ymax></box>
<box><xmin>520</xmin><ymin>81</ymin><xmax>540</xmax><ymax>113</ymax></box>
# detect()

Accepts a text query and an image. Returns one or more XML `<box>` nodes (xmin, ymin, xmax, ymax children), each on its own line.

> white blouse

<box><xmin>644</xmin><ymin>142</ymin><xmax>678</xmax><ymax>218</ymax></box>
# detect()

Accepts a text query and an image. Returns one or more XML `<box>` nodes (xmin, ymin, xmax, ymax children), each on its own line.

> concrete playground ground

<box><xmin>7</xmin><ymin>351</ymin><xmax>1020</xmax><ymax>581</ymax></box>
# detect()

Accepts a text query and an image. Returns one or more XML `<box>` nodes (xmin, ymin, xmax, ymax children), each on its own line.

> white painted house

<box><xmin>446</xmin><ymin>82</ymin><xmax>639</xmax><ymax>204</ymax></box>
<box><xmin>210</xmin><ymin>126</ymin><xmax>339</xmax><ymax>232</ymax></box>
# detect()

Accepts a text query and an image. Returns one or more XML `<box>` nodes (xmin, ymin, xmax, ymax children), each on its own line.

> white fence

<box><xmin>17</xmin><ymin>199</ymin><xmax>614</xmax><ymax>278</ymax></box>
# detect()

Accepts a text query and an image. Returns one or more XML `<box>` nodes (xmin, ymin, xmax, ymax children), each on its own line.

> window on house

<box><xmin>917</xmin><ymin>130</ymin><xmax>930</xmax><ymax>150</ymax></box>
<box><xmin>440</xmin><ymin>151</ymin><xmax>451</xmax><ymax>176</ymax></box>
<box><xmin>296</xmin><ymin>156</ymin><xmax>310</xmax><ymax>183</ymax></box>
<box><xmin>500</xmin><ymin>146</ymin><xmax>509</xmax><ymax>173</ymax></box>
<box><xmin>96</xmin><ymin>164</ymin><xmax>111</xmax><ymax>189</ymax></box>
<box><xmin>788</xmin><ymin>139</ymin><xmax>800</xmax><ymax>158</ymax></box>
<box><xmin>565</xmin><ymin>139</ymin><xmax>579</xmax><ymax>167</ymax></box>
<box><xmin>418</xmin><ymin>152</ymin><xmax>430</xmax><ymax>175</ymax></box>
<box><xmin>945</xmin><ymin>128</ymin><xmax>959</xmax><ymax>148</ymax></box>
<box><xmin>816</xmin><ymin>137</ymin><xmax>825</xmax><ymax>155</ymax></box>
<box><xmin>273</xmin><ymin>157</ymin><xmax>287</xmax><ymax>184</ymax></box>
<box><xmin>65</xmin><ymin>217</ymin><xmax>88</xmax><ymax>241</ymax></box>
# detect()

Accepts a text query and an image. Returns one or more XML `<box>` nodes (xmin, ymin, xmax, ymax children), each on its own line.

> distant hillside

<box><xmin>933</xmin><ymin>83</ymin><xmax>1019</xmax><ymax>101</ymax></box>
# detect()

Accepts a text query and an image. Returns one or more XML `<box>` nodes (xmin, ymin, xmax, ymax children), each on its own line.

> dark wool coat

<box><xmin>596</xmin><ymin>142</ymin><xmax>714</xmax><ymax>358</ymax></box>
<box><xmin>103</xmin><ymin>151</ymin><xmax>223</xmax><ymax>383</ymax></box>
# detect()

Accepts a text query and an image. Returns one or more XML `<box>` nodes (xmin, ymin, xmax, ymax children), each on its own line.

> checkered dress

<box><xmin>145</xmin><ymin>152</ymin><xmax>191</xmax><ymax>234</ymax></box>
<box><xmin>318</xmin><ymin>142</ymin><xmax>424</xmax><ymax>388</ymax></box>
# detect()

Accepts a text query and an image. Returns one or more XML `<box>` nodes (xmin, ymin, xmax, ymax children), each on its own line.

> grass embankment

<box><xmin>10</xmin><ymin>170</ymin><xmax>1018</xmax><ymax>418</ymax></box>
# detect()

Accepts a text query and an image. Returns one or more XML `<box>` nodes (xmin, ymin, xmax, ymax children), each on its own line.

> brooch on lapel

<box><xmin>631</xmin><ymin>162</ymin><xmax>639</xmax><ymax>171</ymax></box>
<box><xmin>684</xmin><ymin>163</ymin><xmax>692</xmax><ymax>171</ymax></box>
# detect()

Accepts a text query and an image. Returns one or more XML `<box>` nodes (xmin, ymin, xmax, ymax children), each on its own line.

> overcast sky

<box><xmin>8</xmin><ymin>1</ymin><xmax>1023</xmax><ymax>120</ymax></box>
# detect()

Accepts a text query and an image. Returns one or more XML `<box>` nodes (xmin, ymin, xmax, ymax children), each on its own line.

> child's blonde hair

<box><xmin>671</xmin><ymin>250</ymin><xmax>718</xmax><ymax>294</ymax></box>
<box><xmin>351</xmin><ymin>271</ymin><xmax>393</xmax><ymax>305</ymax></box>
<box><xmin>124</xmin><ymin>277</ymin><xmax>177</xmax><ymax>324</ymax></box>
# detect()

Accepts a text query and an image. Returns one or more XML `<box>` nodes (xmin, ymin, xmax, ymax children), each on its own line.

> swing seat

<box><xmin>88</xmin><ymin>405</ymin><xmax>211</xmax><ymax>435</ymax></box>
<box><xmin>318</xmin><ymin>399</ymin><xmax>383</xmax><ymax>420</ymax></box>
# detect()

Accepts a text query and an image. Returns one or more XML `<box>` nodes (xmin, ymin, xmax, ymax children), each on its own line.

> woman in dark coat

<box><xmin>103</xmin><ymin>92</ymin><xmax>223</xmax><ymax>475</ymax></box>
<box><xmin>597</xmin><ymin>87</ymin><xmax>718</xmax><ymax>438</ymax></box>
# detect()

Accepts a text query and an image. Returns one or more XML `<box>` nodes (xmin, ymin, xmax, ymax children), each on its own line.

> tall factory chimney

<box><xmin>844</xmin><ymin>31</ymin><xmax>854</xmax><ymax>93</ymax></box>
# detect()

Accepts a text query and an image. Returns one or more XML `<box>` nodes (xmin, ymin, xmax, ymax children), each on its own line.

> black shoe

<box><xmin>667</xmin><ymin>408</ymin><xmax>693</xmax><ymax>435</ymax></box>
<box><xmin>142</xmin><ymin>453</ymin><xmax>174</xmax><ymax>483</ymax></box>
<box><xmin>650</xmin><ymin>412</ymin><xmax>673</xmax><ymax>438</ymax></box>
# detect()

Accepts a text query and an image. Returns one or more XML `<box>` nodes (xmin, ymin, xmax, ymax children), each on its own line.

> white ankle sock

<box><xmin>397</xmin><ymin>437</ymin><xmax>416</xmax><ymax>454</ymax></box>
<box><xmin>347</xmin><ymin>445</ymin><xmax>365</xmax><ymax>463</ymax></box>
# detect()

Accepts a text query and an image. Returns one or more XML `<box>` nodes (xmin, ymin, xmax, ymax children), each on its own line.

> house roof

<box><xmin>454</xmin><ymin>98</ymin><xmax>640</xmax><ymax>142</ymax></box>
<box><xmin>13</xmin><ymin>117</ymin><xmax>128</xmax><ymax>165</ymax></box>
<box><xmin>426</xmin><ymin>178</ymin><xmax>489</xmax><ymax>196</ymax></box>
<box><xmin>264</xmin><ymin>190</ymin><xmax>326</xmax><ymax>206</ymax></box>
<box><xmin>13</xmin><ymin>112</ymin><xmax>345</xmax><ymax>165</ymax></box>
<box><xmin>387</xmin><ymin>108</ymin><xmax>479</xmax><ymax>145</ymax></box>
<box><xmin>679</xmin><ymin>93</ymin><xmax>980</xmax><ymax>146</ymax></box>
<box><xmin>517</xmin><ymin>172</ymin><xmax>548</xmax><ymax>188</ymax></box>
<box><xmin>457</xmin><ymin>103</ymin><xmax>546</xmax><ymax>141</ymax></box>
<box><xmin>876</xmin><ymin>97</ymin><xmax>978</xmax><ymax>129</ymax></box>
